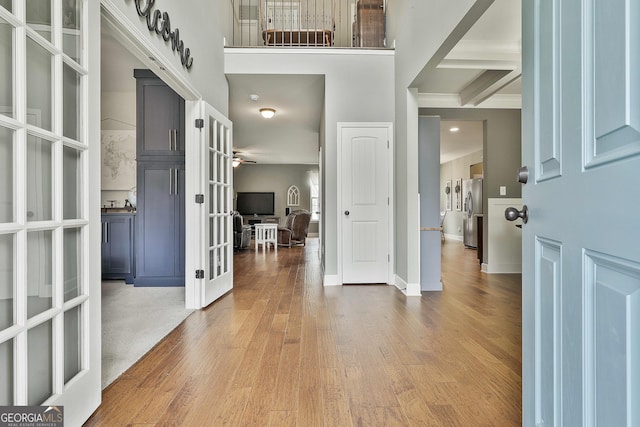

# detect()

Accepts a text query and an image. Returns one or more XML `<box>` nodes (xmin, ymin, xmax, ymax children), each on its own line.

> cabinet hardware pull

<box><xmin>169</xmin><ymin>168</ymin><xmax>173</xmax><ymax>195</ymax></box>
<box><xmin>174</xmin><ymin>168</ymin><xmax>179</xmax><ymax>195</ymax></box>
<box><xmin>173</xmin><ymin>129</ymin><xmax>178</xmax><ymax>151</ymax></box>
<box><xmin>169</xmin><ymin>129</ymin><xmax>172</xmax><ymax>151</ymax></box>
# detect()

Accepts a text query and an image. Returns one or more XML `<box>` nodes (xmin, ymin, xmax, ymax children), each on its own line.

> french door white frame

<box><xmin>101</xmin><ymin>2</ymin><xmax>234</xmax><ymax>311</ymax></box>
<box><xmin>335</xmin><ymin>122</ymin><xmax>394</xmax><ymax>286</ymax></box>
<box><xmin>0</xmin><ymin>0</ymin><xmax>103</xmax><ymax>424</ymax></box>
<box><xmin>185</xmin><ymin>101</ymin><xmax>233</xmax><ymax>309</ymax></box>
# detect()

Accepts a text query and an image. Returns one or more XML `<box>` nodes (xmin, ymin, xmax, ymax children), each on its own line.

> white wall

<box><xmin>440</xmin><ymin>149</ymin><xmax>483</xmax><ymax>238</ymax></box>
<box><xmin>484</xmin><ymin>198</ymin><xmax>522</xmax><ymax>273</ymax></box>
<box><xmin>388</xmin><ymin>0</ymin><xmax>478</xmax><ymax>289</ymax></box>
<box><xmin>225</xmin><ymin>49</ymin><xmax>395</xmax><ymax>278</ymax></box>
<box><xmin>101</xmin><ymin>91</ymin><xmax>137</xmax><ymax>207</ymax></box>
<box><xmin>104</xmin><ymin>0</ymin><xmax>229</xmax><ymax>113</ymax></box>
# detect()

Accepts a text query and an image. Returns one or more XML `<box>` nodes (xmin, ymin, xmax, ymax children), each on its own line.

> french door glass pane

<box><xmin>64</xmin><ymin>305</ymin><xmax>81</xmax><ymax>383</ymax></box>
<box><xmin>26</xmin><ymin>0</ymin><xmax>52</xmax><ymax>41</ymax></box>
<box><xmin>63</xmin><ymin>227</ymin><xmax>80</xmax><ymax>301</ymax></box>
<box><xmin>0</xmin><ymin>127</ymin><xmax>13</xmax><ymax>222</ymax></box>
<box><xmin>0</xmin><ymin>339</ymin><xmax>12</xmax><ymax>405</ymax></box>
<box><xmin>209</xmin><ymin>216</ymin><xmax>215</xmax><ymax>247</ymax></box>
<box><xmin>62</xmin><ymin>0</ymin><xmax>82</xmax><ymax>63</ymax></box>
<box><xmin>28</xmin><ymin>320</ymin><xmax>52</xmax><ymax>405</ymax></box>
<box><xmin>0</xmin><ymin>233</ymin><xmax>14</xmax><ymax>331</ymax></box>
<box><xmin>63</xmin><ymin>146</ymin><xmax>81</xmax><ymax>219</ymax></box>
<box><xmin>27</xmin><ymin>135</ymin><xmax>53</xmax><ymax>222</ymax></box>
<box><xmin>0</xmin><ymin>0</ymin><xmax>11</xmax><ymax>12</ymax></box>
<box><xmin>26</xmin><ymin>37</ymin><xmax>52</xmax><ymax>131</ymax></box>
<box><xmin>0</xmin><ymin>18</ymin><xmax>13</xmax><ymax>118</ymax></box>
<box><xmin>27</xmin><ymin>230</ymin><xmax>53</xmax><ymax>318</ymax></box>
<box><xmin>63</xmin><ymin>63</ymin><xmax>81</xmax><ymax>140</ymax></box>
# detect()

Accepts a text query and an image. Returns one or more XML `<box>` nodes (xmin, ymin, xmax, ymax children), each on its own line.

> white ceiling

<box><xmin>439</xmin><ymin>120</ymin><xmax>484</xmax><ymax>164</ymax></box>
<box><xmin>227</xmin><ymin>74</ymin><xmax>325</xmax><ymax>164</ymax></box>
<box><xmin>100</xmin><ymin>0</ymin><xmax>521</xmax><ymax>166</ymax></box>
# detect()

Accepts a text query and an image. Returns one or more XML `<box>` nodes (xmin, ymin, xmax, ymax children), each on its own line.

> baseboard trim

<box><xmin>323</xmin><ymin>274</ymin><xmax>340</xmax><ymax>286</ymax></box>
<box><xmin>444</xmin><ymin>233</ymin><xmax>463</xmax><ymax>241</ymax></box>
<box><xmin>308</xmin><ymin>232</ymin><xmax>319</xmax><ymax>237</ymax></box>
<box><xmin>483</xmin><ymin>263</ymin><xmax>522</xmax><ymax>274</ymax></box>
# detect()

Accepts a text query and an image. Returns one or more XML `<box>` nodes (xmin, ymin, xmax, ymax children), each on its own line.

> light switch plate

<box><xmin>500</xmin><ymin>186</ymin><xmax>507</xmax><ymax>196</ymax></box>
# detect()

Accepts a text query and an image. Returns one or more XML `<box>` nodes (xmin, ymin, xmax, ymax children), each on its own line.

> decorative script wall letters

<box><xmin>131</xmin><ymin>0</ymin><xmax>194</xmax><ymax>70</ymax></box>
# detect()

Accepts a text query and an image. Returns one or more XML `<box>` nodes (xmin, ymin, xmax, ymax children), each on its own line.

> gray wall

<box><xmin>440</xmin><ymin>149</ymin><xmax>483</xmax><ymax>238</ymax></box>
<box><xmin>420</xmin><ymin>108</ymin><xmax>522</xmax><ymax>263</ymax></box>
<box><xmin>387</xmin><ymin>0</ymin><xmax>477</xmax><ymax>288</ymax></box>
<box><xmin>233</xmin><ymin>164</ymin><xmax>319</xmax><ymax>232</ymax></box>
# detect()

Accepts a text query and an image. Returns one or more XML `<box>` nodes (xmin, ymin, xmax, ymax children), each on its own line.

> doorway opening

<box><xmin>99</xmin><ymin>16</ymin><xmax>193</xmax><ymax>389</ymax></box>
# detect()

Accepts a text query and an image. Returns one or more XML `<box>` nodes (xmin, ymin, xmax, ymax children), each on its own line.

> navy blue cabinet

<box><xmin>101</xmin><ymin>213</ymin><xmax>135</xmax><ymax>284</ymax></box>
<box><xmin>134</xmin><ymin>71</ymin><xmax>186</xmax><ymax>287</ymax></box>
<box><xmin>134</xmin><ymin>69</ymin><xmax>185</xmax><ymax>160</ymax></box>
<box><xmin>134</xmin><ymin>162</ymin><xmax>185</xmax><ymax>286</ymax></box>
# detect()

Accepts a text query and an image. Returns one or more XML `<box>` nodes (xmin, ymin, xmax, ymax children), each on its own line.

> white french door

<box><xmin>186</xmin><ymin>101</ymin><xmax>233</xmax><ymax>309</ymax></box>
<box><xmin>0</xmin><ymin>0</ymin><xmax>100</xmax><ymax>425</ymax></box>
<box><xmin>522</xmin><ymin>0</ymin><xmax>640</xmax><ymax>425</ymax></box>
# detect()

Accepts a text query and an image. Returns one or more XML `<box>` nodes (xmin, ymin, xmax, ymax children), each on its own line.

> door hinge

<box><xmin>195</xmin><ymin>118</ymin><xmax>204</xmax><ymax>129</ymax></box>
<box><xmin>388</xmin><ymin>197</ymin><xmax>389</xmax><ymax>205</ymax></box>
<box><xmin>387</xmin><ymin>140</ymin><xmax>389</xmax><ymax>149</ymax></box>
<box><xmin>195</xmin><ymin>194</ymin><xmax>205</xmax><ymax>204</ymax></box>
<box><xmin>388</xmin><ymin>254</ymin><xmax>390</xmax><ymax>262</ymax></box>
<box><xmin>195</xmin><ymin>269</ymin><xmax>205</xmax><ymax>279</ymax></box>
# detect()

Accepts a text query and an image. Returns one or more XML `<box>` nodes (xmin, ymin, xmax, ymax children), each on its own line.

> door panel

<box><xmin>522</xmin><ymin>0</ymin><xmax>640</xmax><ymax>425</ymax></box>
<box><xmin>190</xmin><ymin>102</ymin><xmax>233</xmax><ymax>308</ymax></box>
<box><xmin>0</xmin><ymin>1</ymin><xmax>99</xmax><ymax>422</ymax></box>
<box><xmin>340</xmin><ymin>125</ymin><xmax>390</xmax><ymax>284</ymax></box>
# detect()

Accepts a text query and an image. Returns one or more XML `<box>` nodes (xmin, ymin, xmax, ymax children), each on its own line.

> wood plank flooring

<box><xmin>85</xmin><ymin>239</ymin><xmax>522</xmax><ymax>426</ymax></box>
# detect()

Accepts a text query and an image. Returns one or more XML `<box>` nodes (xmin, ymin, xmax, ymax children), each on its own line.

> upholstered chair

<box><xmin>277</xmin><ymin>210</ymin><xmax>311</xmax><ymax>247</ymax></box>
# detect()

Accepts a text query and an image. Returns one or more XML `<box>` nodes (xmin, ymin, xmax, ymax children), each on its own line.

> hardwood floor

<box><xmin>85</xmin><ymin>239</ymin><xmax>522</xmax><ymax>426</ymax></box>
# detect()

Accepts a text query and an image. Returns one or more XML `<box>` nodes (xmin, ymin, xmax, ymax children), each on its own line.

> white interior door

<box><xmin>522</xmin><ymin>0</ymin><xmax>640</xmax><ymax>425</ymax></box>
<box><xmin>189</xmin><ymin>102</ymin><xmax>233</xmax><ymax>308</ymax></box>
<box><xmin>339</xmin><ymin>124</ymin><xmax>390</xmax><ymax>284</ymax></box>
<box><xmin>0</xmin><ymin>1</ymin><xmax>101</xmax><ymax>425</ymax></box>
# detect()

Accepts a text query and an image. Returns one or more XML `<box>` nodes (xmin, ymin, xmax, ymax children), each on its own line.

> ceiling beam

<box><xmin>417</xmin><ymin>93</ymin><xmax>521</xmax><ymax>109</ymax></box>
<box><xmin>458</xmin><ymin>67</ymin><xmax>521</xmax><ymax>106</ymax></box>
<box><xmin>410</xmin><ymin>0</ymin><xmax>496</xmax><ymax>87</ymax></box>
<box><xmin>438</xmin><ymin>58</ymin><xmax>519</xmax><ymax>70</ymax></box>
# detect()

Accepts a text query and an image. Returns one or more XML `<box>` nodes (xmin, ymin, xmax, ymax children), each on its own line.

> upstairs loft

<box><xmin>227</xmin><ymin>0</ymin><xmax>388</xmax><ymax>48</ymax></box>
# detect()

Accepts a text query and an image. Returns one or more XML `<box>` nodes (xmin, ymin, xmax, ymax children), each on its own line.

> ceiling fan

<box><xmin>232</xmin><ymin>151</ymin><xmax>256</xmax><ymax>168</ymax></box>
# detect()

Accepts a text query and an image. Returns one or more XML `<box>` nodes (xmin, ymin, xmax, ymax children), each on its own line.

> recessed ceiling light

<box><xmin>249</xmin><ymin>94</ymin><xmax>259</xmax><ymax>101</ymax></box>
<box><xmin>260</xmin><ymin>108</ymin><xmax>276</xmax><ymax>119</ymax></box>
<box><xmin>449</xmin><ymin>127</ymin><xmax>460</xmax><ymax>132</ymax></box>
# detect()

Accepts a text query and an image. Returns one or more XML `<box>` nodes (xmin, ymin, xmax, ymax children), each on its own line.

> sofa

<box><xmin>277</xmin><ymin>210</ymin><xmax>311</xmax><ymax>247</ymax></box>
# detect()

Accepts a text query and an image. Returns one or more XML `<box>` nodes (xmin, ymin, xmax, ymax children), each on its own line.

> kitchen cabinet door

<box><xmin>134</xmin><ymin>69</ymin><xmax>185</xmax><ymax>159</ymax></box>
<box><xmin>101</xmin><ymin>213</ymin><xmax>135</xmax><ymax>283</ymax></box>
<box><xmin>134</xmin><ymin>162</ymin><xmax>185</xmax><ymax>286</ymax></box>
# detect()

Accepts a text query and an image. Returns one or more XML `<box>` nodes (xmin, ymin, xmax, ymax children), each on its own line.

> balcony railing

<box><xmin>228</xmin><ymin>0</ymin><xmax>386</xmax><ymax>48</ymax></box>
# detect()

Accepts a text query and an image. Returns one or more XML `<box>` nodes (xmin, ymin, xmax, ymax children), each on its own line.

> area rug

<box><xmin>101</xmin><ymin>281</ymin><xmax>194</xmax><ymax>388</ymax></box>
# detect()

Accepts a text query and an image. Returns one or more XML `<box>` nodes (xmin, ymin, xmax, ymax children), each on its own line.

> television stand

<box><xmin>244</xmin><ymin>216</ymin><xmax>280</xmax><ymax>226</ymax></box>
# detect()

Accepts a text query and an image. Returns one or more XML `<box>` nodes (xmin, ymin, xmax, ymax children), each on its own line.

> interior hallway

<box><xmin>86</xmin><ymin>239</ymin><xmax>522</xmax><ymax>426</ymax></box>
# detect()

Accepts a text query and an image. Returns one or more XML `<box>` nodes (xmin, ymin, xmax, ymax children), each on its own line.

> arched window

<box><xmin>287</xmin><ymin>185</ymin><xmax>300</xmax><ymax>206</ymax></box>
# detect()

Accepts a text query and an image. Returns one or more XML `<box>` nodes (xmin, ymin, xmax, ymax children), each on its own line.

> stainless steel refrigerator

<box><xmin>462</xmin><ymin>178</ymin><xmax>483</xmax><ymax>248</ymax></box>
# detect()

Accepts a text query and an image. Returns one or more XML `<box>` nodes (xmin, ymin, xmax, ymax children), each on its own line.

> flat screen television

<box><xmin>236</xmin><ymin>192</ymin><xmax>275</xmax><ymax>216</ymax></box>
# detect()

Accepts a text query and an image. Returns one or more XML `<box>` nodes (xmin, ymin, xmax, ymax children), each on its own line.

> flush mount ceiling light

<box><xmin>449</xmin><ymin>127</ymin><xmax>460</xmax><ymax>132</ymax></box>
<box><xmin>260</xmin><ymin>108</ymin><xmax>276</xmax><ymax>119</ymax></box>
<box><xmin>249</xmin><ymin>94</ymin><xmax>260</xmax><ymax>101</ymax></box>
